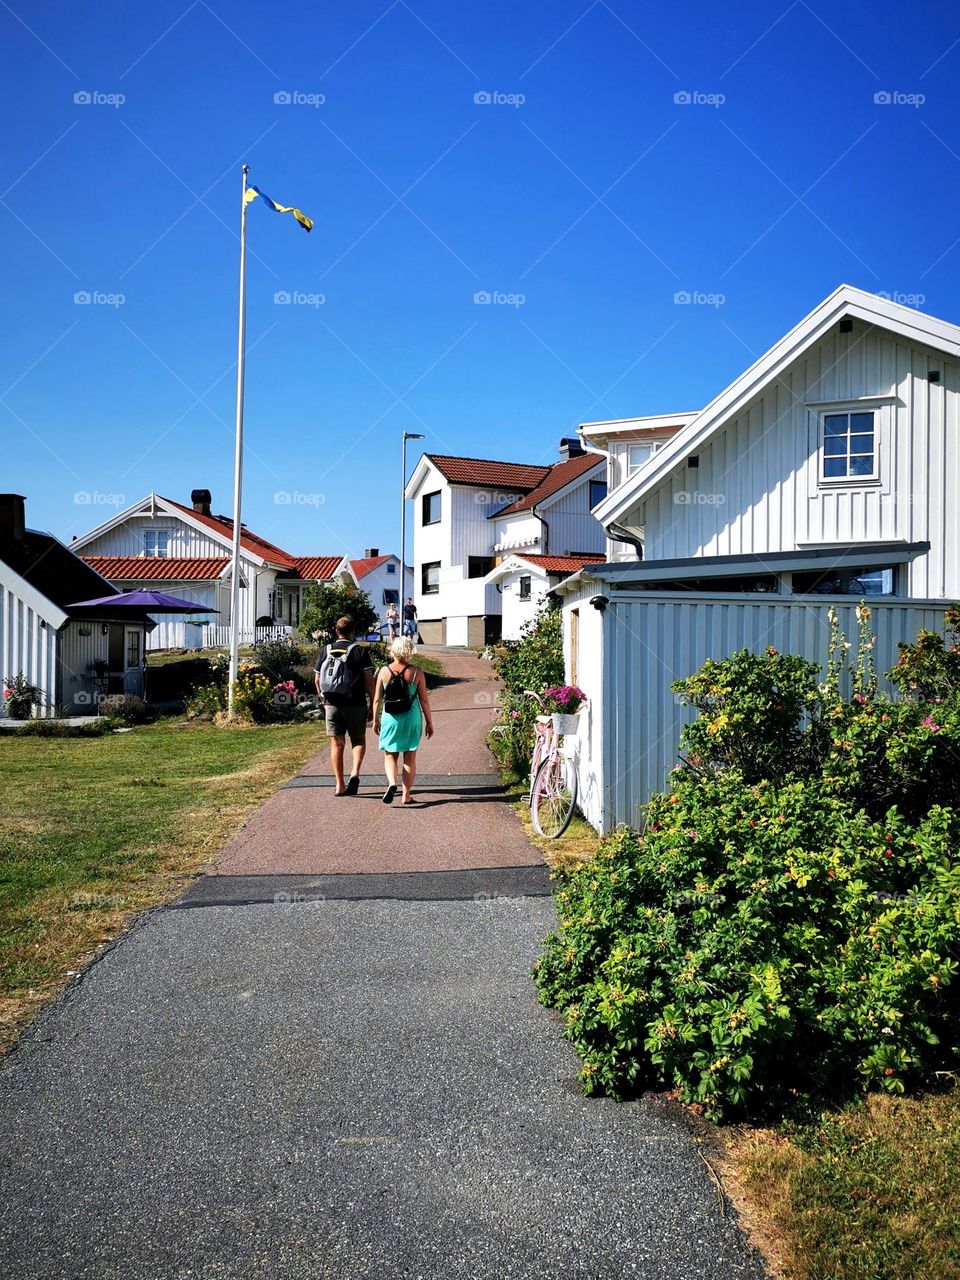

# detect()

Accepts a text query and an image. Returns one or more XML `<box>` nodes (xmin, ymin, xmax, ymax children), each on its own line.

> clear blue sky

<box><xmin>4</xmin><ymin>0</ymin><xmax>960</xmax><ymax>559</ymax></box>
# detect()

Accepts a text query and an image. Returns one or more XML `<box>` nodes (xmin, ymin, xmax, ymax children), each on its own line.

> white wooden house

<box><xmin>72</xmin><ymin>490</ymin><xmax>355</xmax><ymax>649</ymax></box>
<box><xmin>350</xmin><ymin>551</ymin><xmax>414</xmax><ymax>626</ymax></box>
<box><xmin>405</xmin><ymin>443</ymin><xmax>606</xmax><ymax>645</ymax></box>
<box><xmin>0</xmin><ymin>494</ymin><xmax>151</xmax><ymax>716</ymax></box>
<box><xmin>486</xmin><ymin>553</ymin><xmax>604</xmax><ymax>640</ymax></box>
<box><xmin>557</xmin><ymin>285</ymin><xmax>960</xmax><ymax>832</ymax></box>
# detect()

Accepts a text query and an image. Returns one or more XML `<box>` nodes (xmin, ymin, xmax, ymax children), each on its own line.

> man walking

<box><xmin>402</xmin><ymin>596</ymin><xmax>418</xmax><ymax>639</ymax></box>
<box><xmin>315</xmin><ymin>616</ymin><xmax>376</xmax><ymax>796</ymax></box>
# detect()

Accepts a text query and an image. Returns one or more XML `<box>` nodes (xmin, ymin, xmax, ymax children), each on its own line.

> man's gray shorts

<box><xmin>324</xmin><ymin>702</ymin><xmax>368</xmax><ymax>744</ymax></box>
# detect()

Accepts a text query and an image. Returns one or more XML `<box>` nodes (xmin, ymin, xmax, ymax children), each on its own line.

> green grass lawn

<box><xmin>726</xmin><ymin>1092</ymin><xmax>960</xmax><ymax>1279</ymax></box>
<box><xmin>0</xmin><ymin>719</ymin><xmax>322</xmax><ymax>1047</ymax></box>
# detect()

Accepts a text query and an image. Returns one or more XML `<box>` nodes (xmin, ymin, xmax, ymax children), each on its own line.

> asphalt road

<box><xmin>0</xmin><ymin>893</ymin><xmax>765</xmax><ymax>1279</ymax></box>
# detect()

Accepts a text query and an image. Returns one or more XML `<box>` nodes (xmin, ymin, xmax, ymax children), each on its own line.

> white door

<box><xmin>123</xmin><ymin>627</ymin><xmax>144</xmax><ymax>696</ymax></box>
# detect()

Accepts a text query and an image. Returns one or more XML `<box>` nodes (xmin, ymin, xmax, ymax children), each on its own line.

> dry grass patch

<box><xmin>722</xmin><ymin>1090</ymin><xmax>960</xmax><ymax>1280</ymax></box>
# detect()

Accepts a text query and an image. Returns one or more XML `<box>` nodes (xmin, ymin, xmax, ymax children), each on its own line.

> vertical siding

<box><xmin>81</xmin><ymin>513</ymin><xmax>227</xmax><ymax>559</ymax></box>
<box><xmin>633</xmin><ymin>326</ymin><xmax>960</xmax><ymax>599</ymax></box>
<box><xmin>0</xmin><ymin>584</ymin><xmax>60</xmax><ymax>716</ymax></box>
<box><xmin>576</xmin><ymin>593</ymin><xmax>952</xmax><ymax>834</ymax></box>
<box><xmin>546</xmin><ymin>476</ymin><xmax>605</xmax><ymax>555</ymax></box>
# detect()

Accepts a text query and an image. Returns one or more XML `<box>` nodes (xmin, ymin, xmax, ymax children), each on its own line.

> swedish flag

<box><xmin>245</xmin><ymin>184</ymin><xmax>313</xmax><ymax>233</ymax></box>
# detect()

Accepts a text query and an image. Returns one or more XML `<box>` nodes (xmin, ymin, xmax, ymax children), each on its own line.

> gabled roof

<box><xmin>0</xmin><ymin>528</ymin><xmax>119</xmax><ymax>618</ymax></box>
<box><xmin>82</xmin><ymin>556</ymin><xmax>229</xmax><ymax>582</ymax></box>
<box><xmin>489</xmin><ymin>451</ymin><xmax>605</xmax><ymax>518</ymax></box>
<box><xmin>350</xmin><ymin>555</ymin><xmax>391</xmax><ymax>579</ymax></box>
<box><xmin>486</xmin><ymin>551</ymin><xmax>606</xmax><ymax>584</ymax></box>
<box><xmin>163</xmin><ymin>498</ymin><xmax>299</xmax><ymax>569</ymax></box>
<box><xmin>295</xmin><ymin>555</ymin><xmax>349</xmax><ymax>582</ymax></box>
<box><xmin>423</xmin><ymin>454</ymin><xmax>551</xmax><ymax>490</ymax></box>
<box><xmin>596</xmin><ymin>284</ymin><xmax>960</xmax><ymax>528</ymax></box>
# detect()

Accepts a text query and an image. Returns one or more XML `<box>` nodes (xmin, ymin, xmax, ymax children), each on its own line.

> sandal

<box><xmin>382</xmin><ymin>784</ymin><xmax>397</xmax><ymax>805</ymax></box>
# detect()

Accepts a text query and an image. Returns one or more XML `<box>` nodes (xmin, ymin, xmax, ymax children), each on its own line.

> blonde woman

<box><xmin>372</xmin><ymin>636</ymin><xmax>434</xmax><ymax>805</ymax></box>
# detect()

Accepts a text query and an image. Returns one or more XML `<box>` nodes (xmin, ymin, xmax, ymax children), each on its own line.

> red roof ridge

<box><xmin>489</xmin><ymin>451</ymin><xmax>604</xmax><ymax>517</ymax></box>
<box><xmin>163</xmin><ymin>497</ymin><xmax>298</xmax><ymax>569</ymax></box>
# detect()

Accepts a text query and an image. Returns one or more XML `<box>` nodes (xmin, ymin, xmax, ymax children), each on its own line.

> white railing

<box><xmin>200</xmin><ymin>624</ymin><xmax>296</xmax><ymax>648</ymax></box>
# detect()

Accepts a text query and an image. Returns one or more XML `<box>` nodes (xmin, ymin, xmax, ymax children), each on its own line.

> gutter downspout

<box><xmin>534</xmin><ymin>504</ymin><xmax>549</xmax><ymax>556</ymax></box>
<box><xmin>607</xmin><ymin>521</ymin><xmax>644</xmax><ymax>560</ymax></box>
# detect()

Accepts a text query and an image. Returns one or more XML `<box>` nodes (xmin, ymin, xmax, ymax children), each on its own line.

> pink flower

<box><xmin>686</xmin><ymin>829</ymin><xmax>698</xmax><ymax>840</ymax></box>
<box><xmin>922</xmin><ymin>715</ymin><xmax>941</xmax><ymax>733</ymax></box>
<box><xmin>3</xmin><ymin>689</ymin><xmax>11</xmax><ymax>699</ymax></box>
<box><xmin>853</xmin><ymin>694</ymin><xmax>868</xmax><ymax>704</ymax></box>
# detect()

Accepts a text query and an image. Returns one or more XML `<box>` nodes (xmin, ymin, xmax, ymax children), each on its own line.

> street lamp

<box><xmin>400</xmin><ymin>431</ymin><xmax>425</xmax><ymax>623</ymax></box>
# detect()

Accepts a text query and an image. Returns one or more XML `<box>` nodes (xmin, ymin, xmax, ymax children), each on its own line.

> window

<box><xmin>518</xmin><ymin>575</ymin><xmax>531</xmax><ymax>600</ymax></box>
<box><xmin>386</xmin><ymin>562</ymin><xmax>396</xmax><ymax>574</ymax></box>
<box><xmin>144</xmin><ymin>530</ymin><xmax>169</xmax><ymax>558</ymax></box>
<box><xmin>821</xmin><ymin>411</ymin><xmax>876</xmax><ymax>480</ymax></box>
<box><xmin>792</xmin><ymin>565</ymin><xmax>896</xmax><ymax>596</ymax></box>
<box><xmin>126</xmin><ymin>628</ymin><xmax>142</xmax><ymax>668</ymax></box>
<box><xmin>468</xmin><ymin>555</ymin><xmax>494</xmax><ymax>579</ymax></box>
<box><xmin>422</xmin><ymin>490</ymin><xmax>441</xmax><ymax>525</ymax></box>
<box><xmin>626</xmin><ymin>442</ymin><xmax>658</xmax><ymax>478</ymax></box>
<box><xmin>421</xmin><ymin>561</ymin><xmax>440</xmax><ymax>594</ymax></box>
<box><xmin>589</xmin><ymin>479</ymin><xmax>608</xmax><ymax>508</ymax></box>
<box><xmin>383</xmin><ymin>588</ymin><xmax>399</xmax><ymax>605</ymax></box>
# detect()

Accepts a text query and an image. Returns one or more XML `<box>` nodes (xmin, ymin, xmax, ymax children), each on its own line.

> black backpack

<box><xmin>383</xmin><ymin>665</ymin><xmax>414</xmax><ymax>715</ymax></box>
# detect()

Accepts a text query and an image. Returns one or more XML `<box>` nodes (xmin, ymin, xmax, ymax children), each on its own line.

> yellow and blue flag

<box><xmin>245</xmin><ymin>184</ymin><xmax>313</xmax><ymax>233</ymax></box>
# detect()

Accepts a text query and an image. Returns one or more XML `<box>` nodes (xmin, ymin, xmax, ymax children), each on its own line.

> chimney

<box><xmin>558</xmin><ymin>437</ymin><xmax>585</xmax><ymax>461</ymax></box>
<box><xmin>364</xmin><ymin>547</ymin><xmax>380</xmax><ymax>558</ymax></box>
<box><xmin>191</xmin><ymin>488</ymin><xmax>212</xmax><ymax>516</ymax></box>
<box><xmin>0</xmin><ymin>494</ymin><xmax>26</xmax><ymax>541</ymax></box>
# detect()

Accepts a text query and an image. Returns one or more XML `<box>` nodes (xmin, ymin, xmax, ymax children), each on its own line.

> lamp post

<box><xmin>400</xmin><ymin>431</ymin><xmax>425</xmax><ymax>623</ymax></box>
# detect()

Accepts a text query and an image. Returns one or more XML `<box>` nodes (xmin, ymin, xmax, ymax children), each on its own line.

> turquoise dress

<box><xmin>378</xmin><ymin>675</ymin><xmax>423</xmax><ymax>753</ymax></box>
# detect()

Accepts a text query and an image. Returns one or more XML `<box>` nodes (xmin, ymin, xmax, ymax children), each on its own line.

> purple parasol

<box><xmin>67</xmin><ymin>590</ymin><xmax>220</xmax><ymax>613</ymax></box>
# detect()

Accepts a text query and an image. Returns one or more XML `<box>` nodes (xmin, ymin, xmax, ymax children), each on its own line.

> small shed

<box><xmin>555</xmin><ymin>548</ymin><xmax>951</xmax><ymax>834</ymax></box>
<box><xmin>0</xmin><ymin>495</ymin><xmax>153</xmax><ymax>717</ymax></box>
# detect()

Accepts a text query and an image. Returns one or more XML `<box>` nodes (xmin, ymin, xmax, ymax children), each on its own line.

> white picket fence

<box><xmin>145</xmin><ymin>623</ymin><xmax>297</xmax><ymax>652</ymax></box>
<box><xmin>200</xmin><ymin>624</ymin><xmax>296</xmax><ymax>648</ymax></box>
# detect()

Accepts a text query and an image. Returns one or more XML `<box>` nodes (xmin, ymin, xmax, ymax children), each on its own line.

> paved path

<box><xmin>0</xmin><ymin>652</ymin><xmax>765</xmax><ymax>1279</ymax></box>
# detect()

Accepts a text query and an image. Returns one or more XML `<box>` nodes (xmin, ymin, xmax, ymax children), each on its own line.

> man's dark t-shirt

<box><xmin>403</xmin><ymin>603</ymin><xmax>417</xmax><ymax>622</ymax></box>
<box><xmin>315</xmin><ymin>641</ymin><xmax>373</xmax><ymax>707</ymax></box>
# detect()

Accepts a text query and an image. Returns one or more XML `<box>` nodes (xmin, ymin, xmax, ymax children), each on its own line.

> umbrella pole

<box><xmin>227</xmin><ymin>164</ymin><xmax>249</xmax><ymax>717</ymax></box>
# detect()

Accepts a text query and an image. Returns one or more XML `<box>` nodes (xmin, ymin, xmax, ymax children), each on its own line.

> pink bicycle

<box><xmin>526</xmin><ymin>690</ymin><xmax>579</xmax><ymax>839</ymax></box>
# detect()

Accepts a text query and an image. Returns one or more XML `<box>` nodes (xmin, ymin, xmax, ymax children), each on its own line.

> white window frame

<box><xmin>144</xmin><ymin>529</ymin><xmax>170</xmax><ymax>558</ymax></box>
<box><xmin>625</xmin><ymin>441</ymin><xmax>662</xmax><ymax>480</ymax></box>
<box><xmin>818</xmin><ymin>408</ymin><xmax>878</xmax><ymax>485</ymax></box>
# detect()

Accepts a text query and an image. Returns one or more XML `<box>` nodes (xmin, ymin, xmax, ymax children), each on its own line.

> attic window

<box><xmin>821</xmin><ymin>410</ymin><xmax>876</xmax><ymax>481</ymax></box>
<box><xmin>144</xmin><ymin>530</ymin><xmax>169</xmax><ymax>558</ymax></box>
<box><xmin>626</xmin><ymin>442</ymin><xmax>660</xmax><ymax>478</ymax></box>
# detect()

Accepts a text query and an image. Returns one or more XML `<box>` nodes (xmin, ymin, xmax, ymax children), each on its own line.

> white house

<box><xmin>405</xmin><ymin>442</ymin><xmax>606</xmax><ymax>646</ymax></box>
<box><xmin>557</xmin><ymin>284</ymin><xmax>960</xmax><ymax>832</ymax></box>
<box><xmin>72</xmin><ymin>490</ymin><xmax>355</xmax><ymax>649</ymax></box>
<box><xmin>0</xmin><ymin>494</ymin><xmax>151</xmax><ymax>716</ymax></box>
<box><xmin>486</xmin><ymin>553</ymin><xmax>605</xmax><ymax>640</ymax></box>
<box><xmin>350</xmin><ymin>551</ymin><xmax>414</xmax><ymax>623</ymax></box>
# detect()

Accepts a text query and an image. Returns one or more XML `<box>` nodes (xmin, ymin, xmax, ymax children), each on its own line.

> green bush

<box><xmin>536</xmin><ymin>774</ymin><xmax>960</xmax><ymax>1121</ymax></box>
<box><xmin>251</xmin><ymin>635</ymin><xmax>307</xmax><ymax>682</ymax></box>
<box><xmin>537</xmin><ymin>606</ymin><xmax>960</xmax><ymax>1121</ymax></box>
<box><xmin>99</xmin><ymin>694</ymin><xmax>152</xmax><ymax>725</ymax></box>
<box><xmin>298</xmin><ymin>582</ymin><xmax>378</xmax><ymax>645</ymax></box>
<box><xmin>487</xmin><ymin>604</ymin><xmax>564</xmax><ymax>772</ymax></box>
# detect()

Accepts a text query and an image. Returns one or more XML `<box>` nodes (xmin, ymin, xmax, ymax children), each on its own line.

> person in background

<box><xmin>402</xmin><ymin>596</ymin><xmax>418</xmax><ymax>639</ymax></box>
<box><xmin>314</xmin><ymin>617</ymin><xmax>376</xmax><ymax>796</ymax></box>
<box><xmin>385</xmin><ymin>600</ymin><xmax>400</xmax><ymax>640</ymax></box>
<box><xmin>372</xmin><ymin>635</ymin><xmax>434</xmax><ymax>805</ymax></box>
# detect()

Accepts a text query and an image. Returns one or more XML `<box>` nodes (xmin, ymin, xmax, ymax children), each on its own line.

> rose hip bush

<box><xmin>537</xmin><ymin>609</ymin><xmax>960</xmax><ymax>1120</ymax></box>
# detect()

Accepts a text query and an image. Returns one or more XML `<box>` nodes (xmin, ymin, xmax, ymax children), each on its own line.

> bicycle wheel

<box><xmin>531</xmin><ymin>753</ymin><xmax>578</xmax><ymax>838</ymax></box>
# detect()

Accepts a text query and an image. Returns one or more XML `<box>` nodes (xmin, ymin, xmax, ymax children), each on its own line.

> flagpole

<box><xmin>227</xmin><ymin>164</ymin><xmax>250</xmax><ymax>716</ymax></box>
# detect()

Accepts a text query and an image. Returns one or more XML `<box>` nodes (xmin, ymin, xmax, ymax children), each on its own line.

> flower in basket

<box><xmin>541</xmin><ymin>685</ymin><xmax>586</xmax><ymax>715</ymax></box>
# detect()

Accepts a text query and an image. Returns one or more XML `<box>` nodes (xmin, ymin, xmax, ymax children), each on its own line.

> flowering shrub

<box><xmin>537</xmin><ymin>606</ymin><xmax>960</xmax><ymax>1120</ymax></box>
<box><xmin>186</xmin><ymin>672</ymin><xmax>307</xmax><ymax>723</ymax></box>
<box><xmin>251</xmin><ymin>636</ymin><xmax>307</xmax><ymax>682</ymax></box>
<box><xmin>3</xmin><ymin>673</ymin><xmax>42</xmax><ymax>719</ymax></box>
<box><xmin>99</xmin><ymin>694</ymin><xmax>151</xmax><ymax>725</ymax></box>
<box><xmin>488</xmin><ymin>605</ymin><xmax>564</xmax><ymax>772</ymax></box>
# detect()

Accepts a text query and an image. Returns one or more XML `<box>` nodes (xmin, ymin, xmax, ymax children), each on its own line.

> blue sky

<box><xmin>4</xmin><ymin>0</ymin><xmax>960</xmax><ymax>559</ymax></box>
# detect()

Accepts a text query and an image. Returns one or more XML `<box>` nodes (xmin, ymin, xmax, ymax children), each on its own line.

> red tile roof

<box><xmin>425</xmin><ymin>454</ymin><xmax>551</xmax><ymax>491</ymax></box>
<box><xmin>82</xmin><ymin>556</ymin><xmax>229</xmax><ymax>581</ymax></box>
<box><xmin>294</xmin><ymin>556</ymin><xmax>346</xmax><ymax>581</ymax></box>
<box><xmin>164</xmin><ymin>498</ymin><xmax>299</xmax><ymax>569</ymax></box>
<box><xmin>350</xmin><ymin>555</ymin><xmax>391</xmax><ymax>579</ymax></box>
<box><xmin>513</xmin><ymin>553</ymin><xmax>606</xmax><ymax>574</ymax></box>
<box><xmin>491</xmin><ymin>451</ymin><xmax>604</xmax><ymax>517</ymax></box>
